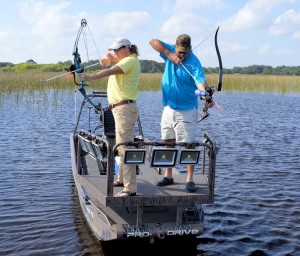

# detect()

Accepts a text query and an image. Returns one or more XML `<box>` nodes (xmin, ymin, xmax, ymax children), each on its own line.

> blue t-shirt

<box><xmin>160</xmin><ymin>42</ymin><xmax>206</xmax><ymax>110</ymax></box>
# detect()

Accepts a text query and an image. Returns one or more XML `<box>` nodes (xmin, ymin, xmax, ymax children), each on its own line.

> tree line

<box><xmin>0</xmin><ymin>59</ymin><xmax>300</xmax><ymax>76</ymax></box>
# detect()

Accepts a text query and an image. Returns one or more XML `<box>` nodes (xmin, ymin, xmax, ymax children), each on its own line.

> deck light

<box><xmin>124</xmin><ymin>149</ymin><xmax>147</xmax><ymax>164</ymax></box>
<box><xmin>150</xmin><ymin>148</ymin><xmax>178</xmax><ymax>167</ymax></box>
<box><xmin>179</xmin><ymin>149</ymin><xmax>201</xmax><ymax>164</ymax></box>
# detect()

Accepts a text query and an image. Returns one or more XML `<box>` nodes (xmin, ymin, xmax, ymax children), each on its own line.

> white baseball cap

<box><xmin>108</xmin><ymin>37</ymin><xmax>131</xmax><ymax>51</ymax></box>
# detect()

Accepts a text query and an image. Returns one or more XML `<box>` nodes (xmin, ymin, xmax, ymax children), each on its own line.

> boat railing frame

<box><xmin>109</xmin><ymin>136</ymin><xmax>217</xmax><ymax>198</ymax></box>
<box><xmin>73</xmin><ymin>92</ymin><xmax>218</xmax><ymax>206</ymax></box>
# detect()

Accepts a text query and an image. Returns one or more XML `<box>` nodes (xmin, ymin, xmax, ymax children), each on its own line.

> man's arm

<box><xmin>149</xmin><ymin>39</ymin><xmax>180</xmax><ymax>64</ymax></box>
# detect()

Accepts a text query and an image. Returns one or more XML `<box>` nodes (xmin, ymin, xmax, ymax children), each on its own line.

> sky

<box><xmin>1</xmin><ymin>0</ymin><xmax>299</xmax><ymax>68</ymax></box>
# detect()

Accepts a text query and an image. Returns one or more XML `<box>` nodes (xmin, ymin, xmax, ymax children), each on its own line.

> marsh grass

<box><xmin>1</xmin><ymin>72</ymin><xmax>300</xmax><ymax>94</ymax></box>
<box><xmin>222</xmin><ymin>74</ymin><xmax>300</xmax><ymax>94</ymax></box>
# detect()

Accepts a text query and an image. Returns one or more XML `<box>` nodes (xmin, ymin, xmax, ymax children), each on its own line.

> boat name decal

<box><xmin>126</xmin><ymin>229</ymin><xmax>199</xmax><ymax>238</ymax></box>
<box><xmin>127</xmin><ymin>231</ymin><xmax>150</xmax><ymax>238</ymax></box>
<box><xmin>167</xmin><ymin>229</ymin><xmax>199</xmax><ymax>235</ymax></box>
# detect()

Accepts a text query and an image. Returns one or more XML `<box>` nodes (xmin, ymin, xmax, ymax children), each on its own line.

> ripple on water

<box><xmin>0</xmin><ymin>91</ymin><xmax>300</xmax><ymax>255</ymax></box>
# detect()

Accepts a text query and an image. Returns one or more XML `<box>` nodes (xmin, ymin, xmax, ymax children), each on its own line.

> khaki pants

<box><xmin>112</xmin><ymin>102</ymin><xmax>139</xmax><ymax>193</ymax></box>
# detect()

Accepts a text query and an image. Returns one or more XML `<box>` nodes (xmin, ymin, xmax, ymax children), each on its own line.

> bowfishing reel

<box><xmin>197</xmin><ymin>84</ymin><xmax>218</xmax><ymax>123</ymax></box>
<box><xmin>66</xmin><ymin>63</ymin><xmax>85</xmax><ymax>86</ymax></box>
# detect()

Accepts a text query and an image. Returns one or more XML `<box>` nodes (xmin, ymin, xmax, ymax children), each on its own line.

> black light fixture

<box><xmin>179</xmin><ymin>149</ymin><xmax>201</xmax><ymax>164</ymax></box>
<box><xmin>124</xmin><ymin>149</ymin><xmax>147</xmax><ymax>165</ymax></box>
<box><xmin>150</xmin><ymin>148</ymin><xmax>178</xmax><ymax>167</ymax></box>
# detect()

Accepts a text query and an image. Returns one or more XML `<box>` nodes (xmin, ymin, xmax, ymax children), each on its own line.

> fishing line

<box><xmin>74</xmin><ymin>89</ymin><xmax>77</xmax><ymax>125</ymax></box>
<box><xmin>41</xmin><ymin>63</ymin><xmax>100</xmax><ymax>82</ymax></box>
<box><xmin>180</xmin><ymin>63</ymin><xmax>202</xmax><ymax>86</ymax></box>
<box><xmin>180</xmin><ymin>61</ymin><xmax>222</xmax><ymax>113</ymax></box>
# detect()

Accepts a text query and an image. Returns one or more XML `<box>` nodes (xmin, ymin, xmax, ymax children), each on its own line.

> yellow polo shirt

<box><xmin>107</xmin><ymin>54</ymin><xmax>141</xmax><ymax>104</ymax></box>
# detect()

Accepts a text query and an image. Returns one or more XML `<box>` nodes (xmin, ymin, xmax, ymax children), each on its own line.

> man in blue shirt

<box><xmin>149</xmin><ymin>34</ymin><xmax>212</xmax><ymax>193</ymax></box>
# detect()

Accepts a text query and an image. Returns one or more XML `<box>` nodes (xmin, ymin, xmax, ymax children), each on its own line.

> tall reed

<box><xmin>220</xmin><ymin>74</ymin><xmax>300</xmax><ymax>94</ymax></box>
<box><xmin>1</xmin><ymin>72</ymin><xmax>300</xmax><ymax>94</ymax></box>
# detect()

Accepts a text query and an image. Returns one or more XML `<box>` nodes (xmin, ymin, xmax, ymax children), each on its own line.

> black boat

<box><xmin>70</xmin><ymin>91</ymin><xmax>218</xmax><ymax>243</ymax></box>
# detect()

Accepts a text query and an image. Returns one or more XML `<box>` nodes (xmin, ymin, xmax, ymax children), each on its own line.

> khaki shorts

<box><xmin>161</xmin><ymin>106</ymin><xmax>198</xmax><ymax>142</ymax></box>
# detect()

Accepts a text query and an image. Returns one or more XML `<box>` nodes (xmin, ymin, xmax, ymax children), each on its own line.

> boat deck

<box><xmin>74</xmin><ymin>155</ymin><xmax>208</xmax><ymax>227</ymax></box>
<box><xmin>76</xmin><ymin>154</ymin><xmax>214</xmax><ymax>208</ymax></box>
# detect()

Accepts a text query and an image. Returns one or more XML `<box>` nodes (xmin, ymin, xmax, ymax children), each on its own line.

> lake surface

<box><xmin>0</xmin><ymin>90</ymin><xmax>299</xmax><ymax>256</ymax></box>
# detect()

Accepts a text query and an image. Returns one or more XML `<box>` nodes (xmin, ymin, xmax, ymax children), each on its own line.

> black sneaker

<box><xmin>155</xmin><ymin>177</ymin><xmax>174</xmax><ymax>186</ymax></box>
<box><xmin>185</xmin><ymin>182</ymin><xmax>196</xmax><ymax>193</ymax></box>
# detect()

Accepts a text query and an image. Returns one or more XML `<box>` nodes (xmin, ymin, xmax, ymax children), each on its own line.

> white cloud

<box><xmin>0</xmin><ymin>0</ymin><xmax>298</xmax><ymax>67</ymax></box>
<box><xmin>221</xmin><ymin>0</ymin><xmax>295</xmax><ymax>32</ymax></box>
<box><xmin>0</xmin><ymin>31</ymin><xmax>15</xmax><ymax>40</ymax></box>
<box><xmin>13</xmin><ymin>1</ymin><xmax>150</xmax><ymax>63</ymax></box>
<box><xmin>270</xmin><ymin>9</ymin><xmax>300</xmax><ymax>35</ymax></box>
<box><xmin>173</xmin><ymin>0</ymin><xmax>226</xmax><ymax>11</ymax></box>
<box><xmin>258</xmin><ymin>44</ymin><xmax>270</xmax><ymax>54</ymax></box>
<box><xmin>160</xmin><ymin>13</ymin><xmax>210</xmax><ymax>36</ymax></box>
<box><xmin>222</xmin><ymin>42</ymin><xmax>248</xmax><ymax>52</ymax></box>
<box><xmin>292</xmin><ymin>31</ymin><xmax>300</xmax><ymax>40</ymax></box>
<box><xmin>18</xmin><ymin>0</ymin><xmax>73</xmax><ymax>37</ymax></box>
<box><xmin>15</xmin><ymin>0</ymin><xmax>76</xmax><ymax>63</ymax></box>
<box><xmin>0</xmin><ymin>31</ymin><xmax>25</xmax><ymax>62</ymax></box>
<box><xmin>274</xmin><ymin>47</ymin><xmax>293</xmax><ymax>55</ymax></box>
<box><xmin>101</xmin><ymin>11</ymin><xmax>150</xmax><ymax>34</ymax></box>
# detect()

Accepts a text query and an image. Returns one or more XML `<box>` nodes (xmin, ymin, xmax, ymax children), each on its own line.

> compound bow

<box><xmin>67</xmin><ymin>19</ymin><xmax>101</xmax><ymax>112</ymax></box>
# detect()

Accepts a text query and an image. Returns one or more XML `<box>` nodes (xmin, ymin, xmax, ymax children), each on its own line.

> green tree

<box><xmin>26</xmin><ymin>59</ymin><xmax>37</xmax><ymax>64</ymax></box>
<box><xmin>262</xmin><ymin>66</ymin><xmax>272</xmax><ymax>74</ymax></box>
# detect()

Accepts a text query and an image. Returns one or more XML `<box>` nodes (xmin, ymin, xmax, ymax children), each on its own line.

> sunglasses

<box><xmin>113</xmin><ymin>46</ymin><xmax>125</xmax><ymax>52</ymax></box>
<box><xmin>177</xmin><ymin>51</ymin><xmax>188</xmax><ymax>55</ymax></box>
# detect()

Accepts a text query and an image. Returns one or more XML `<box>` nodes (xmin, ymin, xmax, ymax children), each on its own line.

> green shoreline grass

<box><xmin>1</xmin><ymin>72</ymin><xmax>300</xmax><ymax>94</ymax></box>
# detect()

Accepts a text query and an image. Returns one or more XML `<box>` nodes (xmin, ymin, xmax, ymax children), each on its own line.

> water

<box><xmin>0</xmin><ymin>90</ymin><xmax>299</xmax><ymax>256</ymax></box>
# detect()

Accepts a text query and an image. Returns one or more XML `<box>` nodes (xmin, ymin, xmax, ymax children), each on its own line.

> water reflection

<box><xmin>71</xmin><ymin>180</ymin><xmax>103</xmax><ymax>255</ymax></box>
